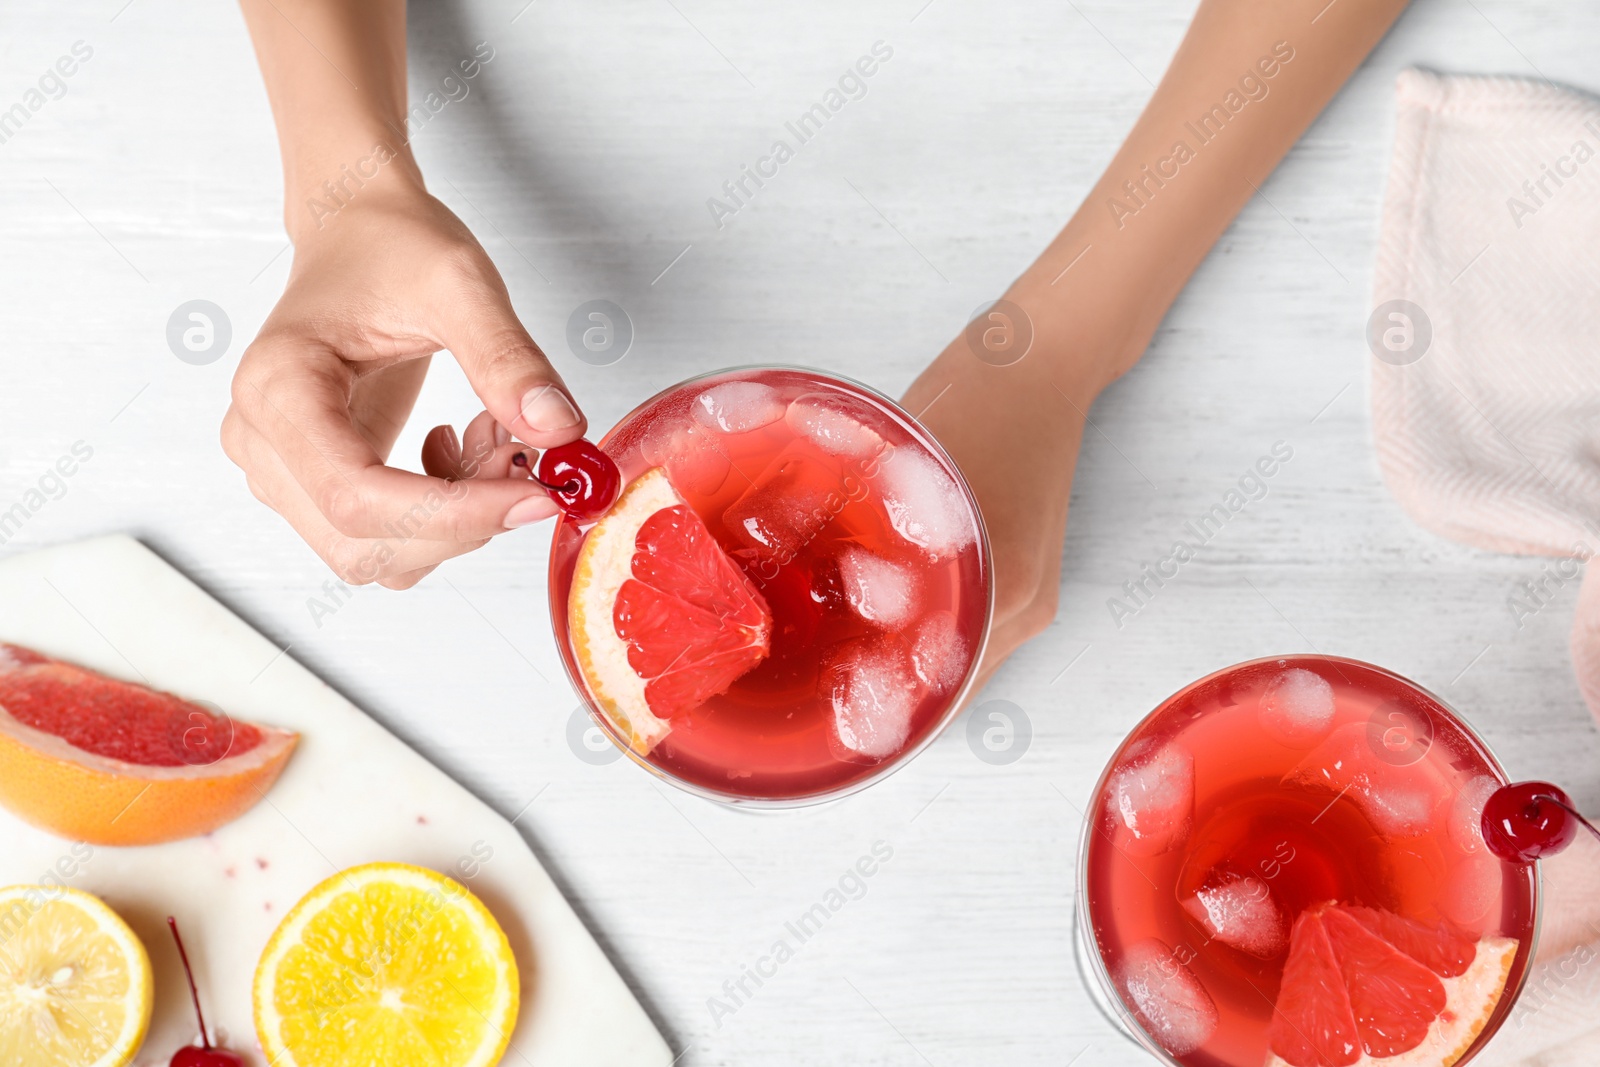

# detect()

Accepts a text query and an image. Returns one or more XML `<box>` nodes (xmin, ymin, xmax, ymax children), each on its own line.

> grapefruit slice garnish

<box><xmin>0</xmin><ymin>644</ymin><xmax>298</xmax><ymax>845</ymax></box>
<box><xmin>569</xmin><ymin>468</ymin><xmax>771</xmax><ymax>754</ymax></box>
<box><xmin>1267</xmin><ymin>902</ymin><xmax>1517</xmax><ymax>1067</ymax></box>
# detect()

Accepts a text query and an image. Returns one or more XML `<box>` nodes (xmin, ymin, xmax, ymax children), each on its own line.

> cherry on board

<box><xmin>167</xmin><ymin>917</ymin><xmax>245</xmax><ymax>1067</ymax></box>
<box><xmin>1481</xmin><ymin>781</ymin><xmax>1600</xmax><ymax>864</ymax></box>
<box><xmin>533</xmin><ymin>440</ymin><xmax>621</xmax><ymax>522</ymax></box>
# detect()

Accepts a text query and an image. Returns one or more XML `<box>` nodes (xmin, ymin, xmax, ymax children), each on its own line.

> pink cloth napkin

<box><xmin>1372</xmin><ymin>70</ymin><xmax>1600</xmax><ymax>571</ymax></box>
<box><xmin>1370</xmin><ymin>69</ymin><xmax>1600</xmax><ymax>1065</ymax></box>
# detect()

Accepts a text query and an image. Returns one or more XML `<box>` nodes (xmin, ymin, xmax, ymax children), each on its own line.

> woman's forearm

<box><xmin>238</xmin><ymin>0</ymin><xmax>423</xmax><ymax>241</ymax></box>
<box><xmin>904</xmin><ymin>0</ymin><xmax>1412</xmax><ymax>679</ymax></box>
<box><xmin>1010</xmin><ymin>0</ymin><xmax>1412</xmax><ymax>390</ymax></box>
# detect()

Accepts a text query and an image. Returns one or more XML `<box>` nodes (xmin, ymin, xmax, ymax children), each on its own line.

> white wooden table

<box><xmin>2</xmin><ymin>2</ymin><xmax>1596</xmax><ymax>1064</ymax></box>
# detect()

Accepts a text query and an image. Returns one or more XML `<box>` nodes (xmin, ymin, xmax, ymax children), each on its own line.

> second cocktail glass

<box><xmin>1076</xmin><ymin>655</ymin><xmax>1539</xmax><ymax>1067</ymax></box>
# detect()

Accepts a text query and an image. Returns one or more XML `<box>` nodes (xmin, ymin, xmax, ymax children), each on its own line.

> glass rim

<box><xmin>546</xmin><ymin>363</ymin><xmax>996</xmax><ymax>809</ymax></box>
<box><xmin>1071</xmin><ymin>653</ymin><xmax>1543</xmax><ymax>1065</ymax></box>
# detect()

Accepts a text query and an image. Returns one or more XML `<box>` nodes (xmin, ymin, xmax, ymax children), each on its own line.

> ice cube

<box><xmin>1284</xmin><ymin>723</ymin><xmax>1449</xmax><ymax>839</ymax></box>
<box><xmin>785</xmin><ymin>393</ymin><xmax>885</xmax><ymax>460</ymax></box>
<box><xmin>1440</xmin><ymin>847</ymin><xmax>1501</xmax><ymax>933</ymax></box>
<box><xmin>874</xmin><ymin>447</ymin><xmax>976</xmax><ymax>559</ymax></box>
<box><xmin>1106</xmin><ymin>741</ymin><xmax>1194</xmax><ymax>857</ymax></box>
<box><xmin>692</xmin><ymin>381</ymin><xmax>786</xmax><ymax>434</ymax></box>
<box><xmin>1352</xmin><ymin>781</ymin><xmax>1439</xmax><ymax>838</ymax></box>
<box><xmin>722</xmin><ymin>444</ymin><xmax>846</xmax><ymax>560</ymax></box>
<box><xmin>780</xmin><ymin>391</ymin><xmax>883</xmax><ymax>460</ymax></box>
<box><xmin>1258</xmin><ymin>668</ymin><xmax>1336</xmax><ymax>747</ymax></box>
<box><xmin>837</xmin><ymin>547</ymin><xmax>919</xmax><ymax>629</ymax></box>
<box><xmin>1180</xmin><ymin>868</ymin><xmax>1288</xmax><ymax>959</ymax></box>
<box><xmin>1113</xmin><ymin>939</ymin><xmax>1219</xmax><ymax>1057</ymax></box>
<box><xmin>824</xmin><ymin>635</ymin><xmax>919</xmax><ymax>762</ymax></box>
<box><xmin>910</xmin><ymin>611</ymin><xmax>970</xmax><ymax>693</ymax></box>
<box><xmin>1449</xmin><ymin>774</ymin><xmax>1499</xmax><ymax>854</ymax></box>
<box><xmin>640</xmin><ymin>420</ymin><xmax>731</xmax><ymax>496</ymax></box>
<box><xmin>803</xmin><ymin>551</ymin><xmax>848</xmax><ymax>615</ymax></box>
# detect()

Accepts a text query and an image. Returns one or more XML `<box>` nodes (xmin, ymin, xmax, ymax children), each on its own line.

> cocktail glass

<box><xmin>549</xmin><ymin>366</ymin><xmax>993</xmax><ymax>807</ymax></box>
<box><xmin>1075</xmin><ymin>654</ymin><xmax>1540</xmax><ymax>1066</ymax></box>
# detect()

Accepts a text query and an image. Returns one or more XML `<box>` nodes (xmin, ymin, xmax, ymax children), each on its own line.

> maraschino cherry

<box><xmin>521</xmin><ymin>439</ymin><xmax>621</xmax><ymax>522</ymax></box>
<box><xmin>167</xmin><ymin>916</ymin><xmax>245</xmax><ymax>1067</ymax></box>
<box><xmin>1482</xmin><ymin>781</ymin><xmax>1600</xmax><ymax>864</ymax></box>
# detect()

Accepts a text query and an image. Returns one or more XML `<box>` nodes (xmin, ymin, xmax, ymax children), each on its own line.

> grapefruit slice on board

<box><xmin>0</xmin><ymin>644</ymin><xmax>297</xmax><ymax>845</ymax></box>
<box><xmin>1267</xmin><ymin>902</ymin><xmax>1516</xmax><ymax>1067</ymax></box>
<box><xmin>569</xmin><ymin>468</ymin><xmax>772</xmax><ymax>754</ymax></box>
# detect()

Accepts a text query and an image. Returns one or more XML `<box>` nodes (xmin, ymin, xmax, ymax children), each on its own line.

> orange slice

<box><xmin>0</xmin><ymin>644</ymin><xmax>297</xmax><ymax>845</ymax></box>
<box><xmin>569</xmin><ymin>468</ymin><xmax>771</xmax><ymax>754</ymax></box>
<box><xmin>1267</xmin><ymin>903</ymin><xmax>1516</xmax><ymax>1067</ymax></box>
<box><xmin>254</xmin><ymin>863</ymin><xmax>518</xmax><ymax>1067</ymax></box>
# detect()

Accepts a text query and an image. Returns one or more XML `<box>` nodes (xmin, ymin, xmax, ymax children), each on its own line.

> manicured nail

<box><xmin>494</xmin><ymin>422</ymin><xmax>510</xmax><ymax>447</ymax></box>
<box><xmin>504</xmin><ymin>494</ymin><xmax>558</xmax><ymax>529</ymax></box>
<box><xmin>442</xmin><ymin>425</ymin><xmax>461</xmax><ymax>457</ymax></box>
<box><xmin>519</xmin><ymin>385</ymin><xmax>580</xmax><ymax>433</ymax></box>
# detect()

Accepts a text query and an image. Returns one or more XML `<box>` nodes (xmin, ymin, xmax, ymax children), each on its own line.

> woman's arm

<box><xmin>238</xmin><ymin>0</ymin><xmax>418</xmax><ymax>240</ymax></box>
<box><xmin>226</xmin><ymin>0</ymin><xmax>583</xmax><ymax>589</ymax></box>
<box><xmin>906</xmin><ymin>0</ymin><xmax>1412</xmax><ymax>683</ymax></box>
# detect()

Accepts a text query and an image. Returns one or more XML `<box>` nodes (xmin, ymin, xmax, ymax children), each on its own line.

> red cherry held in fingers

<box><xmin>536</xmin><ymin>440</ymin><xmax>621</xmax><ymax>522</ymax></box>
<box><xmin>168</xmin><ymin>917</ymin><xmax>245</xmax><ymax>1067</ymax></box>
<box><xmin>1481</xmin><ymin>781</ymin><xmax>1600</xmax><ymax>864</ymax></box>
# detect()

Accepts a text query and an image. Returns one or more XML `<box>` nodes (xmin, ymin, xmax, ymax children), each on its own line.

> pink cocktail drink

<box><xmin>550</xmin><ymin>368</ymin><xmax>991</xmax><ymax>804</ymax></box>
<box><xmin>1079</xmin><ymin>656</ymin><xmax>1538</xmax><ymax>1067</ymax></box>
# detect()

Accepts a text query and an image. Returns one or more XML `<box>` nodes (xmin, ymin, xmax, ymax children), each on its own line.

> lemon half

<box><xmin>0</xmin><ymin>884</ymin><xmax>152</xmax><ymax>1067</ymax></box>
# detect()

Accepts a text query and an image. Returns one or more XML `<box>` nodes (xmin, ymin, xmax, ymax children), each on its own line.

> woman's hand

<box><xmin>231</xmin><ymin>0</ymin><xmax>583</xmax><ymax>589</ymax></box>
<box><xmin>221</xmin><ymin>185</ymin><xmax>585</xmax><ymax>589</ymax></box>
<box><xmin>903</xmin><ymin>314</ymin><xmax>1112</xmax><ymax>691</ymax></box>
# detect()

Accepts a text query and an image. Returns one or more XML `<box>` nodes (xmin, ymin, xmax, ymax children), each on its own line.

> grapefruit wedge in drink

<box><xmin>1267</xmin><ymin>904</ymin><xmax>1516</xmax><ymax>1067</ymax></box>
<box><xmin>568</xmin><ymin>467</ymin><xmax>773</xmax><ymax>753</ymax></box>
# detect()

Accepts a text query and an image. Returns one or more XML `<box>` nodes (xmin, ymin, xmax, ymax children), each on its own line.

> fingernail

<box><xmin>494</xmin><ymin>422</ymin><xmax>510</xmax><ymax>447</ymax></box>
<box><xmin>504</xmin><ymin>494</ymin><xmax>557</xmax><ymax>529</ymax></box>
<box><xmin>520</xmin><ymin>385</ymin><xmax>581</xmax><ymax>433</ymax></box>
<box><xmin>442</xmin><ymin>425</ymin><xmax>461</xmax><ymax>457</ymax></box>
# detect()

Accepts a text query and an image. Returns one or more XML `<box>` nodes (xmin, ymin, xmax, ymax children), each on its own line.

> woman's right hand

<box><xmin>222</xmin><ymin>184</ymin><xmax>585</xmax><ymax>590</ymax></box>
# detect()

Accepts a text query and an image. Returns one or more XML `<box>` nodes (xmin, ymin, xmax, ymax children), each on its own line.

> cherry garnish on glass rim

<box><xmin>526</xmin><ymin>440</ymin><xmax>621</xmax><ymax>522</ymax></box>
<box><xmin>1481</xmin><ymin>781</ymin><xmax>1600</xmax><ymax>865</ymax></box>
<box><xmin>167</xmin><ymin>917</ymin><xmax>245</xmax><ymax>1067</ymax></box>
